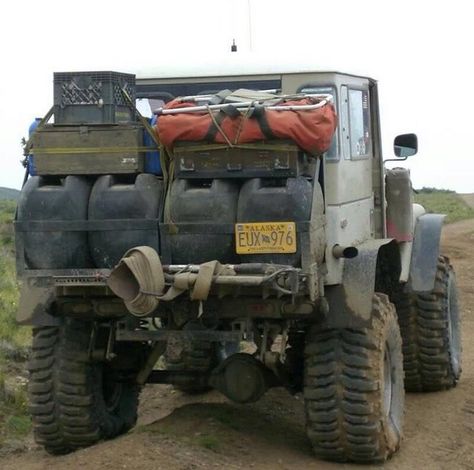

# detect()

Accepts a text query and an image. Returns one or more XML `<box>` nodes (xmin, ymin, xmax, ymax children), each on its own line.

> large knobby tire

<box><xmin>304</xmin><ymin>293</ymin><xmax>404</xmax><ymax>463</ymax></box>
<box><xmin>28</xmin><ymin>319</ymin><xmax>140</xmax><ymax>455</ymax></box>
<box><xmin>395</xmin><ymin>256</ymin><xmax>461</xmax><ymax>392</ymax></box>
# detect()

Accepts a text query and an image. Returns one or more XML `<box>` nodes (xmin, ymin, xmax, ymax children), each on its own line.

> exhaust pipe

<box><xmin>332</xmin><ymin>244</ymin><xmax>359</xmax><ymax>259</ymax></box>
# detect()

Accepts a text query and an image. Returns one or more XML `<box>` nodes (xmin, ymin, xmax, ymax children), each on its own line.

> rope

<box><xmin>121</xmin><ymin>86</ymin><xmax>168</xmax><ymax>188</ymax></box>
<box><xmin>22</xmin><ymin>106</ymin><xmax>55</xmax><ymax>157</ymax></box>
<box><xmin>233</xmin><ymin>102</ymin><xmax>253</xmax><ymax>145</ymax></box>
<box><xmin>163</xmin><ymin>156</ymin><xmax>177</xmax><ymax>233</ymax></box>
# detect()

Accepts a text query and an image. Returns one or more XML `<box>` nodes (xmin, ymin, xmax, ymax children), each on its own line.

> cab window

<box><xmin>348</xmin><ymin>89</ymin><xmax>370</xmax><ymax>158</ymax></box>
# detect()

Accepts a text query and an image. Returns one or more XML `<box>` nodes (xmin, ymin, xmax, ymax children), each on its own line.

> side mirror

<box><xmin>394</xmin><ymin>133</ymin><xmax>418</xmax><ymax>158</ymax></box>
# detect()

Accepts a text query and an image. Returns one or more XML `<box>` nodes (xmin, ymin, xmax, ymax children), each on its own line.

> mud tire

<box><xmin>395</xmin><ymin>256</ymin><xmax>461</xmax><ymax>392</ymax></box>
<box><xmin>28</xmin><ymin>319</ymin><xmax>139</xmax><ymax>455</ymax></box>
<box><xmin>304</xmin><ymin>293</ymin><xmax>404</xmax><ymax>463</ymax></box>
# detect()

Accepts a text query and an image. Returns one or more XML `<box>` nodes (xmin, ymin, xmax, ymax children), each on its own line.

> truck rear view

<box><xmin>16</xmin><ymin>69</ymin><xmax>461</xmax><ymax>463</ymax></box>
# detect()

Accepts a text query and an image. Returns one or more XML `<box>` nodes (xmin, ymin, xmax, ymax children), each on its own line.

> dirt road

<box><xmin>2</xmin><ymin>220</ymin><xmax>474</xmax><ymax>470</ymax></box>
<box><xmin>461</xmin><ymin>194</ymin><xmax>474</xmax><ymax>209</ymax></box>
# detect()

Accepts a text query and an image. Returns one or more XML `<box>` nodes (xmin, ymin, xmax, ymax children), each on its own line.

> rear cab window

<box><xmin>348</xmin><ymin>89</ymin><xmax>371</xmax><ymax>158</ymax></box>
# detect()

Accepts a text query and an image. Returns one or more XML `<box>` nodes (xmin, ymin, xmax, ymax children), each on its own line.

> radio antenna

<box><xmin>247</xmin><ymin>0</ymin><xmax>253</xmax><ymax>51</ymax></box>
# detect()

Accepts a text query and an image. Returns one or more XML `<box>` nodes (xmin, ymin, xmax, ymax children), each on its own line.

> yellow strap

<box><xmin>34</xmin><ymin>146</ymin><xmax>156</xmax><ymax>155</ymax></box>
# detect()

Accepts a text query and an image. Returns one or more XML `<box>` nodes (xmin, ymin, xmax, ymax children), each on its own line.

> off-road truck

<box><xmin>15</xmin><ymin>65</ymin><xmax>462</xmax><ymax>463</ymax></box>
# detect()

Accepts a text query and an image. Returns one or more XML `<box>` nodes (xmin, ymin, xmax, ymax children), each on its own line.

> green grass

<box><xmin>414</xmin><ymin>188</ymin><xmax>474</xmax><ymax>224</ymax></box>
<box><xmin>0</xmin><ymin>357</ymin><xmax>32</xmax><ymax>447</ymax></box>
<box><xmin>0</xmin><ymin>249</ymin><xmax>24</xmax><ymax>348</ymax></box>
<box><xmin>194</xmin><ymin>434</ymin><xmax>220</xmax><ymax>451</ymax></box>
<box><xmin>143</xmin><ymin>421</ymin><xmax>222</xmax><ymax>453</ymax></box>
<box><xmin>0</xmin><ymin>200</ymin><xmax>16</xmax><ymax>247</ymax></box>
<box><xmin>0</xmin><ymin>200</ymin><xmax>28</xmax><ymax>349</ymax></box>
<box><xmin>0</xmin><ymin>199</ymin><xmax>31</xmax><ymax>449</ymax></box>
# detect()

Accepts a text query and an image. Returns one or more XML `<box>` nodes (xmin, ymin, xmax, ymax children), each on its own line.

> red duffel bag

<box><xmin>157</xmin><ymin>97</ymin><xmax>337</xmax><ymax>155</ymax></box>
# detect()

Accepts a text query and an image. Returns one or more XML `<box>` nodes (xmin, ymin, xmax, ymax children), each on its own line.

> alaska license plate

<box><xmin>235</xmin><ymin>222</ymin><xmax>297</xmax><ymax>254</ymax></box>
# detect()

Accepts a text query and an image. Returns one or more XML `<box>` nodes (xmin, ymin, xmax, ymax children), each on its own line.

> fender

<box><xmin>325</xmin><ymin>238</ymin><xmax>398</xmax><ymax>328</ymax></box>
<box><xmin>408</xmin><ymin>213</ymin><xmax>445</xmax><ymax>293</ymax></box>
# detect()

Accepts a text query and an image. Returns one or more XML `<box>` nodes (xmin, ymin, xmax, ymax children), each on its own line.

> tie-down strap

<box><xmin>107</xmin><ymin>246</ymin><xmax>234</xmax><ymax>316</ymax></box>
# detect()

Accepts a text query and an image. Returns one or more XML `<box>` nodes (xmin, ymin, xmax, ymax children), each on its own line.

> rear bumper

<box><xmin>21</xmin><ymin>262</ymin><xmax>317</xmax><ymax>297</ymax></box>
<box><xmin>17</xmin><ymin>263</ymin><xmax>320</xmax><ymax>324</ymax></box>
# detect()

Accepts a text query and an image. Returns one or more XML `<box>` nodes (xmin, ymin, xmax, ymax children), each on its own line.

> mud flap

<box><xmin>16</xmin><ymin>284</ymin><xmax>60</xmax><ymax>326</ymax></box>
<box><xmin>325</xmin><ymin>239</ymin><xmax>395</xmax><ymax>328</ymax></box>
<box><xmin>408</xmin><ymin>213</ymin><xmax>445</xmax><ymax>293</ymax></box>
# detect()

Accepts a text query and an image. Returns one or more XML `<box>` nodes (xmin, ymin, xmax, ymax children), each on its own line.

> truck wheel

<box><xmin>396</xmin><ymin>256</ymin><xmax>461</xmax><ymax>392</ymax></box>
<box><xmin>304</xmin><ymin>293</ymin><xmax>404</xmax><ymax>463</ymax></box>
<box><xmin>28</xmin><ymin>319</ymin><xmax>139</xmax><ymax>455</ymax></box>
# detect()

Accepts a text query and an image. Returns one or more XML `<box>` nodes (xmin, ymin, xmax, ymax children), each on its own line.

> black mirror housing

<box><xmin>394</xmin><ymin>133</ymin><xmax>418</xmax><ymax>158</ymax></box>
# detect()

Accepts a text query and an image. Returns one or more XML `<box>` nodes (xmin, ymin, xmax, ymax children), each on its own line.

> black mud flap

<box><xmin>16</xmin><ymin>284</ymin><xmax>60</xmax><ymax>326</ymax></box>
<box><xmin>325</xmin><ymin>239</ymin><xmax>396</xmax><ymax>329</ymax></box>
<box><xmin>408</xmin><ymin>213</ymin><xmax>445</xmax><ymax>293</ymax></box>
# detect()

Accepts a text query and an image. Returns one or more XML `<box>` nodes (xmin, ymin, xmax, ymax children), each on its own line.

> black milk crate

<box><xmin>54</xmin><ymin>71</ymin><xmax>136</xmax><ymax>124</ymax></box>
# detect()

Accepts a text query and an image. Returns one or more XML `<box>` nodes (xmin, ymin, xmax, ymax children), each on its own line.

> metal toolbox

<box><xmin>31</xmin><ymin>124</ymin><xmax>145</xmax><ymax>175</ymax></box>
<box><xmin>174</xmin><ymin>142</ymin><xmax>305</xmax><ymax>179</ymax></box>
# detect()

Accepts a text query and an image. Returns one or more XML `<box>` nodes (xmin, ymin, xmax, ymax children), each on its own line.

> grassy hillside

<box><xmin>0</xmin><ymin>188</ymin><xmax>20</xmax><ymax>201</ymax></box>
<box><xmin>0</xmin><ymin>201</ymin><xmax>25</xmax><ymax>348</ymax></box>
<box><xmin>460</xmin><ymin>194</ymin><xmax>474</xmax><ymax>209</ymax></box>
<box><xmin>0</xmin><ymin>200</ymin><xmax>31</xmax><ymax>451</ymax></box>
<box><xmin>414</xmin><ymin>188</ymin><xmax>474</xmax><ymax>224</ymax></box>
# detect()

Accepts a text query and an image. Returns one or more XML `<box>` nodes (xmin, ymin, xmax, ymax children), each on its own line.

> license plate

<box><xmin>235</xmin><ymin>222</ymin><xmax>297</xmax><ymax>254</ymax></box>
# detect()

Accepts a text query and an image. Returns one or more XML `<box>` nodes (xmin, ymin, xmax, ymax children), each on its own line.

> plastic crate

<box><xmin>53</xmin><ymin>71</ymin><xmax>136</xmax><ymax>124</ymax></box>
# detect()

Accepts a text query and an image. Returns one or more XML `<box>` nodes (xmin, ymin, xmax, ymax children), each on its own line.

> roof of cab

<box><xmin>135</xmin><ymin>53</ymin><xmax>374</xmax><ymax>82</ymax></box>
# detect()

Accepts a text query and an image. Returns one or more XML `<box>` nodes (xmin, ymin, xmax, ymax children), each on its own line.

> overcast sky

<box><xmin>0</xmin><ymin>0</ymin><xmax>472</xmax><ymax>191</ymax></box>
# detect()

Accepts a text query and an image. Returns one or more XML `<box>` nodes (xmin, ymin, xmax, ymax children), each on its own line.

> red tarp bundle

<box><xmin>156</xmin><ymin>98</ymin><xmax>337</xmax><ymax>155</ymax></box>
